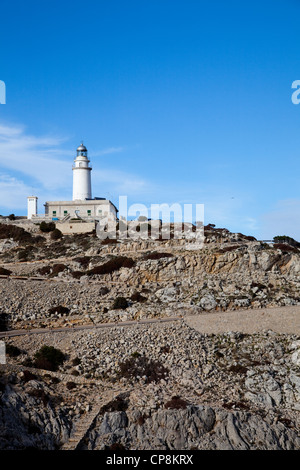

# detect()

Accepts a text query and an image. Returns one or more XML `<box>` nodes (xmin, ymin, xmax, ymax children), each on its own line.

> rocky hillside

<box><xmin>0</xmin><ymin>221</ymin><xmax>299</xmax><ymax>450</ymax></box>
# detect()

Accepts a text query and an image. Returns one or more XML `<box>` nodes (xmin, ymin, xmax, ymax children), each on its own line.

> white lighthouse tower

<box><xmin>72</xmin><ymin>143</ymin><xmax>92</xmax><ymax>200</ymax></box>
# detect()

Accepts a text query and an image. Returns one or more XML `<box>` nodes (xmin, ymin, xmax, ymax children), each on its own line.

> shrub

<box><xmin>165</xmin><ymin>396</ymin><xmax>188</xmax><ymax>410</ymax></box>
<box><xmin>22</xmin><ymin>370</ymin><xmax>37</xmax><ymax>383</ymax></box>
<box><xmin>48</xmin><ymin>305</ymin><xmax>70</xmax><ymax>315</ymax></box>
<box><xmin>130</xmin><ymin>291</ymin><xmax>147</xmax><ymax>303</ymax></box>
<box><xmin>73</xmin><ymin>256</ymin><xmax>91</xmax><ymax>268</ymax></box>
<box><xmin>28</xmin><ymin>388</ymin><xmax>49</xmax><ymax>406</ymax></box>
<box><xmin>66</xmin><ymin>381</ymin><xmax>76</xmax><ymax>390</ymax></box>
<box><xmin>0</xmin><ymin>223</ymin><xmax>33</xmax><ymax>243</ymax></box>
<box><xmin>50</xmin><ymin>228</ymin><xmax>63</xmax><ymax>240</ymax></box>
<box><xmin>0</xmin><ymin>267</ymin><xmax>12</xmax><ymax>276</ymax></box>
<box><xmin>50</xmin><ymin>264</ymin><xmax>67</xmax><ymax>277</ymax></box>
<box><xmin>87</xmin><ymin>256</ymin><xmax>135</xmax><ymax>276</ymax></box>
<box><xmin>100</xmin><ymin>394</ymin><xmax>129</xmax><ymax>414</ymax></box>
<box><xmin>273</xmin><ymin>235</ymin><xmax>300</xmax><ymax>247</ymax></box>
<box><xmin>40</xmin><ymin>221</ymin><xmax>55</xmax><ymax>233</ymax></box>
<box><xmin>33</xmin><ymin>345</ymin><xmax>65</xmax><ymax>372</ymax></box>
<box><xmin>22</xmin><ymin>357</ymin><xmax>33</xmax><ymax>367</ymax></box>
<box><xmin>101</xmin><ymin>238</ymin><xmax>118</xmax><ymax>245</ymax></box>
<box><xmin>72</xmin><ymin>357</ymin><xmax>81</xmax><ymax>366</ymax></box>
<box><xmin>6</xmin><ymin>344</ymin><xmax>22</xmax><ymax>357</ymax></box>
<box><xmin>0</xmin><ymin>313</ymin><xmax>10</xmax><ymax>331</ymax></box>
<box><xmin>35</xmin><ymin>235</ymin><xmax>46</xmax><ymax>244</ymax></box>
<box><xmin>112</xmin><ymin>297</ymin><xmax>128</xmax><ymax>310</ymax></box>
<box><xmin>18</xmin><ymin>246</ymin><xmax>36</xmax><ymax>261</ymax></box>
<box><xmin>38</xmin><ymin>266</ymin><xmax>51</xmax><ymax>275</ymax></box>
<box><xmin>228</xmin><ymin>364</ymin><xmax>248</xmax><ymax>375</ymax></box>
<box><xmin>71</xmin><ymin>270</ymin><xmax>85</xmax><ymax>279</ymax></box>
<box><xmin>117</xmin><ymin>355</ymin><xmax>169</xmax><ymax>383</ymax></box>
<box><xmin>273</xmin><ymin>243</ymin><xmax>299</xmax><ymax>253</ymax></box>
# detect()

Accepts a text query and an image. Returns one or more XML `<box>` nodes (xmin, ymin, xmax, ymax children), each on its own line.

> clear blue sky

<box><xmin>0</xmin><ymin>0</ymin><xmax>300</xmax><ymax>240</ymax></box>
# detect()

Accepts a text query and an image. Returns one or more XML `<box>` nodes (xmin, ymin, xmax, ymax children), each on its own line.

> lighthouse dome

<box><xmin>77</xmin><ymin>143</ymin><xmax>88</xmax><ymax>157</ymax></box>
<box><xmin>77</xmin><ymin>143</ymin><xmax>87</xmax><ymax>152</ymax></box>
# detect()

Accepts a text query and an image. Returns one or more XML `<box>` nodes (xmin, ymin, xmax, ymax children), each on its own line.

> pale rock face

<box><xmin>199</xmin><ymin>294</ymin><xmax>217</xmax><ymax>311</ymax></box>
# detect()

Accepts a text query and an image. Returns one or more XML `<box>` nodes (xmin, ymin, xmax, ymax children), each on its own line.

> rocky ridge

<box><xmin>0</xmin><ymin>221</ymin><xmax>299</xmax><ymax>450</ymax></box>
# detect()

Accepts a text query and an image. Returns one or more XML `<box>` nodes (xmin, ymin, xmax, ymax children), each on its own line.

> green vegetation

<box><xmin>273</xmin><ymin>235</ymin><xmax>300</xmax><ymax>247</ymax></box>
<box><xmin>6</xmin><ymin>344</ymin><xmax>22</xmax><ymax>357</ymax></box>
<box><xmin>112</xmin><ymin>296</ymin><xmax>128</xmax><ymax>310</ymax></box>
<box><xmin>117</xmin><ymin>354</ymin><xmax>169</xmax><ymax>383</ymax></box>
<box><xmin>165</xmin><ymin>396</ymin><xmax>188</xmax><ymax>410</ymax></box>
<box><xmin>39</xmin><ymin>221</ymin><xmax>55</xmax><ymax>233</ymax></box>
<box><xmin>33</xmin><ymin>345</ymin><xmax>66</xmax><ymax>372</ymax></box>
<box><xmin>0</xmin><ymin>267</ymin><xmax>12</xmax><ymax>276</ymax></box>
<box><xmin>50</xmin><ymin>228</ymin><xmax>63</xmax><ymax>240</ymax></box>
<box><xmin>0</xmin><ymin>223</ymin><xmax>33</xmax><ymax>243</ymax></box>
<box><xmin>88</xmin><ymin>256</ymin><xmax>135</xmax><ymax>275</ymax></box>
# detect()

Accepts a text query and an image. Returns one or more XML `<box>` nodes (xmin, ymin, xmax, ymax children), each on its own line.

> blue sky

<box><xmin>0</xmin><ymin>0</ymin><xmax>300</xmax><ymax>240</ymax></box>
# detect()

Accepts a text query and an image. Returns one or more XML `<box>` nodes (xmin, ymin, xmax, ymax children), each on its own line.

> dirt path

<box><xmin>184</xmin><ymin>305</ymin><xmax>300</xmax><ymax>335</ymax></box>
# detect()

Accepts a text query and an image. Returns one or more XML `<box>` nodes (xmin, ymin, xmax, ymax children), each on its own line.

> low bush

<box><xmin>112</xmin><ymin>296</ymin><xmax>128</xmax><ymax>310</ymax></box>
<box><xmin>0</xmin><ymin>223</ymin><xmax>33</xmax><ymax>243</ymax></box>
<box><xmin>28</xmin><ymin>388</ymin><xmax>49</xmax><ymax>406</ymax></box>
<box><xmin>130</xmin><ymin>291</ymin><xmax>147</xmax><ymax>303</ymax></box>
<box><xmin>33</xmin><ymin>345</ymin><xmax>65</xmax><ymax>372</ymax></box>
<box><xmin>6</xmin><ymin>344</ymin><xmax>22</xmax><ymax>357</ymax></box>
<box><xmin>117</xmin><ymin>355</ymin><xmax>169</xmax><ymax>383</ymax></box>
<box><xmin>273</xmin><ymin>235</ymin><xmax>300</xmax><ymax>247</ymax></box>
<box><xmin>50</xmin><ymin>228</ymin><xmax>63</xmax><ymax>240</ymax></box>
<box><xmin>66</xmin><ymin>381</ymin><xmax>76</xmax><ymax>390</ymax></box>
<box><xmin>73</xmin><ymin>256</ymin><xmax>91</xmax><ymax>268</ymax></box>
<box><xmin>100</xmin><ymin>395</ymin><xmax>129</xmax><ymax>414</ymax></box>
<box><xmin>0</xmin><ymin>267</ymin><xmax>12</xmax><ymax>276</ymax></box>
<box><xmin>71</xmin><ymin>270</ymin><xmax>85</xmax><ymax>279</ymax></box>
<box><xmin>18</xmin><ymin>246</ymin><xmax>36</xmax><ymax>261</ymax></box>
<box><xmin>38</xmin><ymin>265</ymin><xmax>51</xmax><ymax>275</ymax></box>
<box><xmin>87</xmin><ymin>256</ymin><xmax>135</xmax><ymax>276</ymax></box>
<box><xmin>101</xmin><ymin>238</ymin><xmax>118</xmax><ymax>245</ymax></box>
<box><xmin>48</xmin><ymin>305</ymin><xmax>70</xmax><ymax>315</ymax></box>
<box><xmin>50</xmin><ymin>264</ymin><xmax>67</xmax><ymax>277</ymax></box>
<box><xmin>0</xmin><ymin>313</ymin><xmax>10</xmax><ymax>331</ymax></box>
<box><xmin>165</xmin><ymin>396</ymin><xmax>188</xmax><ymax>410</ymax></box>
<box><xmin>39</xmin><ymin>221</ymin><xmax>55</xmax><ymax>233</ymax></box>
<box><xmin>22</xmin><ymin>370</ymin><xmax>37</xmax><ymax>383</ymax></box>
<box><xmin>228</xmin><ymin>364</ymin><xmax>248</xmax><ymax>375</ymax></box>
<box><xmin>273</xmin><ymin>243</ymin><xmax>299</xmax><ymax>253</ymax></box>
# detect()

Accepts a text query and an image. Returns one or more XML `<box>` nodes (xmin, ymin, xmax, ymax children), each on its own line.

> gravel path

<box><xmin>184</xmin><ymin>305</ymin><xmax>300</xmax><ymax>335</ymax></box>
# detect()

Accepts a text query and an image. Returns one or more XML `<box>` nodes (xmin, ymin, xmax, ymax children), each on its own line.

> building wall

<box><xmin>58</xmin><ymin>221</ymin><xmax>96</xmax><ymax>234</ymax></box>
<box><xmin>44</xmin><ymin>200</ymin><xmax>117</xmax><ymax>220</ymax></box>
<box><xmin>27</xmin><ymin>197</ymin><xmax>38</xmax><ymax>219</ymax></box>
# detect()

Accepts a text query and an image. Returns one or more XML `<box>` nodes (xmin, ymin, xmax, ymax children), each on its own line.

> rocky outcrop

<box><xmin>0</xmin><ymin>379</ymin><xmax>71</xmax><ymax>449</ymax></box>
<box><xmin>79</xmin><ymin>405</ymin><xmax>300</xmax><ymax>450</ymax></box>
<box><xmin>0</xmin><ymin>223</ymin><xmax>299</xmax><ymax>450</ymax></box>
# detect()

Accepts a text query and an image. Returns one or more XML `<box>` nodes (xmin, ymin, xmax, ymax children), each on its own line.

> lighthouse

<box><xmin>72</xmin><ymin>143</ymin><xmax>92</xmax><ymax>200</ymax></box>
<box><xmin>28</xmin><ymin>141</ymin><xmax>118</xmax><ymax>225</ymax></box>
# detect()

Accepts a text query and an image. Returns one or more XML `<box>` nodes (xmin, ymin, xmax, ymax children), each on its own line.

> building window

<box><xmin>98</xmin><ymin>210</ymin><xmax>102</xmax><ymax>215</ymax></box>
<box><xmin>64</xmin><ymin>211</ymin><xmax>68</xmax><ymax>216</ymax></box>
<box><xmin>87</xmin><ymin>210</ymin><xmax>92</xmax><ymax>216</ymax></box>
<box><xmin>52</xmin><ymin>211</ymin><xmax>56</xmax><ymax>216</ymax></box>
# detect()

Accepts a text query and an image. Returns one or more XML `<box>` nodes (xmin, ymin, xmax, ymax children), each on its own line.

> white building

<box><xmin>29</xmin><ymin>143</ymin><xmax>118</xmax><ymax>226</ymax></box>
<box><xmin>27</xmin><ymin>196</ymin><xmax>38</xmax><ymax>220</ymax></box>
